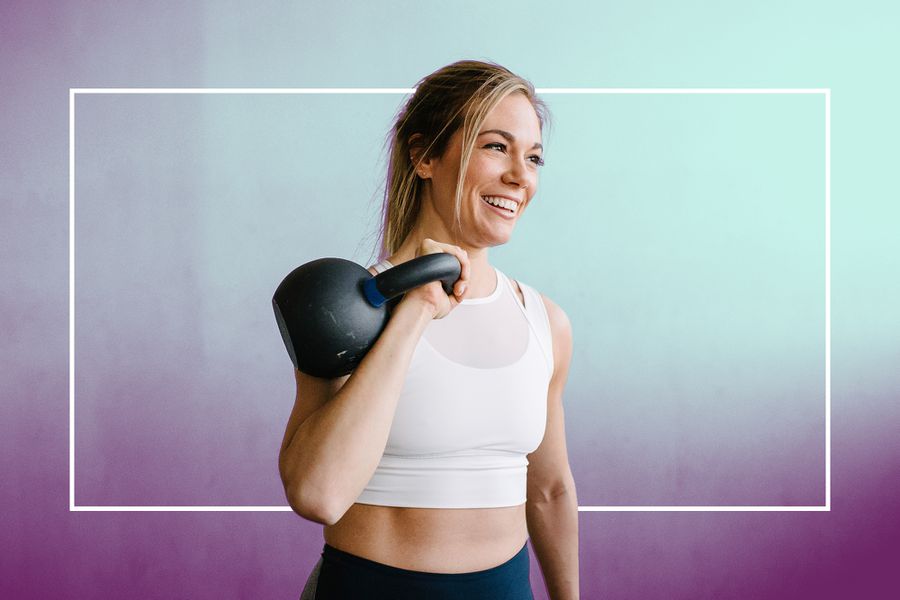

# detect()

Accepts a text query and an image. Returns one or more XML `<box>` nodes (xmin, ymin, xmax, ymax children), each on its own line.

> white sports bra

<box><xmin>355</xmin><ymin>259</ymin><xmax>554</xmax><ymax>508</ymax></box>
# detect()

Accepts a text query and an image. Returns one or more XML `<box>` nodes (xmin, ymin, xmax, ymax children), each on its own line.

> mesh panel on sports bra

<box><xmin>372</xmin><ymin>261</ymin><xmax>528</xmax><ymax>369</ymax></box>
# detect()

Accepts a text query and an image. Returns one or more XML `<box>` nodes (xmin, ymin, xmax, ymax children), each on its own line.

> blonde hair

<box><xmin>376</xmin><ymin>60</ymin><xmax>550</xmax><ymax>261</ymax></box>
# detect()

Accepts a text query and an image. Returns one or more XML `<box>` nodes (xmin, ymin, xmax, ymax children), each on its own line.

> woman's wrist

<box><xmin>401</xmin><ymin>296</ymin><xmax>438</xmax><ymax>324</ymax></box>
<box><xmin>397</xmin><ymin>294</ymin><xmax>439</xmax><ymax>322</ymax></box>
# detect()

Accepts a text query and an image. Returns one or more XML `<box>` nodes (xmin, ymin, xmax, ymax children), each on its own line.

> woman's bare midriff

<box><xmin>323</xmin><ymin>502</ymin><xmax>528</xmax><ymax>573</ymax></box>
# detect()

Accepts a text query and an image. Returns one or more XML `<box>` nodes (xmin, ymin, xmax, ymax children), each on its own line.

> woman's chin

<box><xmin>482</xmin><ymin>228</ymin><xmax>514</xmax><ymax>248</ymax></box>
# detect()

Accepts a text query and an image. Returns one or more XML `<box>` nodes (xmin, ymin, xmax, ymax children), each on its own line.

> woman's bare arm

<box><xmin>278</xmin><ymin>241</ymin><xmax>470</xmax><ymax>525</ymax></box>
<box><xmin>279</xmin><ymin>294</ymin><xmax>434</xmax><ymax>525</ymax></box>
<box><xmin>526</xmin><ymin>294</ymin><xmax>579</xmax><ymax>599</ymax></box>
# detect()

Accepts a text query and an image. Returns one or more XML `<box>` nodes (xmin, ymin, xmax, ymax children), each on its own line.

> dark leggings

<box><xmin>308</xmin><ymin>542</ymin><xmax>534</xmax><ymax>599</ymax></box>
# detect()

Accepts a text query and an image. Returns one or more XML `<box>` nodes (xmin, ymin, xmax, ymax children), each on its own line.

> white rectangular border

<box><xmin>69</xmin><ymin>87</ymin><xmax>831</xmax><ymax>512</ymax></box>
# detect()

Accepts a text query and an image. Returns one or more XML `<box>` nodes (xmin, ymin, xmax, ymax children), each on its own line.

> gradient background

<box><xmin>2</xmin><ymin>1</ymin><xmax>898</xmax><ymax>598</ymax></box>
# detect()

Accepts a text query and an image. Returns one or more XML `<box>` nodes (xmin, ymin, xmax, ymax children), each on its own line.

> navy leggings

<box><xmin>308</xmin><ymin>542</ymin><xmax>534</xmax><ymax>599</ymax></box>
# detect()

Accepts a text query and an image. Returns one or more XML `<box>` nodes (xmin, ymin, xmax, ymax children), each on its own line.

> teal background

<box><xmin>3</xmin><ymin>1</ymin><xmax>899</xmax><ymax>598</ymax></box>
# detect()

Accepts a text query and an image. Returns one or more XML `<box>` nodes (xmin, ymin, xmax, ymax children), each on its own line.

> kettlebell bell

<box><xmin>272</xmin><ymin>253</ymin><xmax>461</xmax><ymax>378</ymax></box>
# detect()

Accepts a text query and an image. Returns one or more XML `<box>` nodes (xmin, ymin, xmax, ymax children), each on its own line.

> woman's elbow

<box><xmin>289</xmin><ymin>499</ymin><xmax>337</xmax><ymax>526</ymax></box>
<box><xmin>285</xmin><ymin>482</ymin><xmax>344</xmax><ymax>526</ymax></box>
<box><xmin>527</xmin><ymin>475</ymin><xmax>578</xmax><ymax>505</ymax></box>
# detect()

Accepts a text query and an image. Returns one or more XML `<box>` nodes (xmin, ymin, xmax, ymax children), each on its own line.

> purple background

<box><xmin>3</xmin><ymin>1</ymin><xmax>899</xmax><ymax>598</ymax></box>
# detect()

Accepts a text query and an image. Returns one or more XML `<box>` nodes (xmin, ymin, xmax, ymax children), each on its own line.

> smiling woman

<box><xmin>403</xmin><ymin>90</ymin><xmax>546</xmax><ymax>248</ymax></box>
<box><xmin>383</xmin><ymin>66</ymin><xmax>551</xmax><ymax>262</ymax></box>
<box><xmin>279</xmin><ymin>60</ymin><xmax>579</xmax><ymax>600</ymax></box>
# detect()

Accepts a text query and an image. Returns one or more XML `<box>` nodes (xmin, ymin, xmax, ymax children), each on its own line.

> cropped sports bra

<box><xmin>355</xmin><ymin>259</ymin><xmax>555</xmax><ymax>509</ymax></box>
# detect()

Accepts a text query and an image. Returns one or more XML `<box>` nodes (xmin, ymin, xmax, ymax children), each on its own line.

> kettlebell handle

<box><xmin>362</xmin><ymin>253</ymin><xmax>461</xmax><ymax>308</ymax></box>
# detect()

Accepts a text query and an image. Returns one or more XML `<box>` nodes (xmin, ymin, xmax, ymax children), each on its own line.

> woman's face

<box><xmin>418</xmin><ymin>93</ymin><xmax>544</xmax><ymax>249</ymax></box>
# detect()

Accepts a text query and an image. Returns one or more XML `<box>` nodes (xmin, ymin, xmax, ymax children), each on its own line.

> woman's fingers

<box><xmin>454</xmin><ymin>248</ymin><xmax>468</xmax><ymax>299</ymax></box>
<box><xmin>417</xmin><ymin>238</ymin><xmax>469</xmax><ymax>299</ymax></box>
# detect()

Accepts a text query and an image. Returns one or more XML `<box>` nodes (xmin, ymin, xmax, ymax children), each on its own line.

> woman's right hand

<box><xmin>401</xmin><ymin>238</ymin><xmax>471</xmax><ymax>319</ymax></box>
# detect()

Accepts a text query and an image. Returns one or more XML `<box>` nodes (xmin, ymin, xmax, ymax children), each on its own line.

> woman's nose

<box><xmin>502</xmin><ymin>156</ymin><xmax>533</xmax><ymax>190</ymax></box>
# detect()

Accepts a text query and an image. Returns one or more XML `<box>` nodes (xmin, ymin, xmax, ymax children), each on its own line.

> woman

<box><xmin>279</xmin><ymin>60</ymin><xmax>579</xmax><ymax>599</ymax></box>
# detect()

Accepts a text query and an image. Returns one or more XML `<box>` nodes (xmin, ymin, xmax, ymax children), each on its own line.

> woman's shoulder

<box><xmin>538</xmin><ymin>292</ymin><xmax>573</xmax><ymax>381</ymax></box>
<box><xmin>539</xmin><ymin>293</ymin><xmax>571</xmax><ymax>340</ymax></box>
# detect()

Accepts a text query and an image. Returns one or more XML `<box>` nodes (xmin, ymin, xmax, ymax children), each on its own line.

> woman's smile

<box><xmin>480</xmin><ymin>195</ymin><xmax>518</xmax><ymax>220</ymax></box>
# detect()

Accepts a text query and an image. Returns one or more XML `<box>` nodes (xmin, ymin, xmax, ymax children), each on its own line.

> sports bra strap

<box><xmin>498</xmin><ymin>269</ymin><xmax>554</xmax><ymax>377</ymax></box>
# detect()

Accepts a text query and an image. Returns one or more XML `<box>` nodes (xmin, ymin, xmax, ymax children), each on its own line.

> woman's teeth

<box><xmin>482</xmin><ymin>196</ymin><xmax>517</xmax><ymax>213</ymax></box>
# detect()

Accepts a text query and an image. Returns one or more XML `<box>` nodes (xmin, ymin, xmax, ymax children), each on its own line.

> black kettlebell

<box><xmin>272</xmin><ymin>253</ymin><xmax>461</xmax><ymax>378</ymax></box>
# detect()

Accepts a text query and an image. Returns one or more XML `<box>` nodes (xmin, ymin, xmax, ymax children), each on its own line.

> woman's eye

<box><xmin>485</xmin><ymin>142</ymin><xmax>544</xmax><ymax>166</ymax></box>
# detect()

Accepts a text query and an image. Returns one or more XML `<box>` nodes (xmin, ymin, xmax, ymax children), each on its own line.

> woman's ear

<box><xmin>408</xmin><ymin>134</ymin><xmax>434</xmax><ymax>180</ymax></box>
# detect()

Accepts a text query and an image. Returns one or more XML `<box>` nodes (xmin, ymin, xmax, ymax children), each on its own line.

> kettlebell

<box><xmin>272</xmin><ymin>253</ymin><xmax>461</xmax><ymax>378</ymax></box>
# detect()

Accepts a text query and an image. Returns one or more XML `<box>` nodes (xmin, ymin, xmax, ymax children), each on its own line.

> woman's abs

<box><xmin>323</xmin><ymin>502</ymin><xmax>528</xmax><ymax>573</ymax></box>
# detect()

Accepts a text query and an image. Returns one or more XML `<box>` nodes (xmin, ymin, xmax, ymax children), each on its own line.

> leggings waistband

<box><xmin>321</xmin><ymin>542</ymin><xmax>529</xmax><ymax>582</ymax></box>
